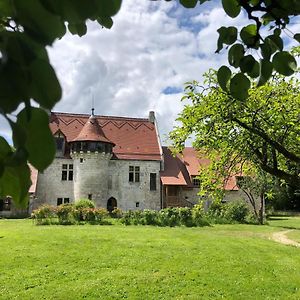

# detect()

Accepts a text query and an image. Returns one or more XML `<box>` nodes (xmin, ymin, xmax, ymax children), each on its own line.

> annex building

<box><xmin>0</xmin><ymin>111</ymin><xmax>246</xmax><ymax>217</ymax></box>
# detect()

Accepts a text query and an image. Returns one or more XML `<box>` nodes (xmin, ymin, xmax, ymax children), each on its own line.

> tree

<box><xmin>0</xmin><ymin>0</ymin><xmax>122</xmax><ymax>206</ymax></box>
<box><xmin>176</xmin><ymin>0</ymin><xmax>300</xmax><ymax>101</ymax></box>
<box><xmin>169</xmin><ymin>70</ymin><xmax>300</xmax><ymax>207</ymax></box>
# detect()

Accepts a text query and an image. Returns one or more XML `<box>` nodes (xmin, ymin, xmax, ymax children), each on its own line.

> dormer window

<box><xmin>54</xmin><ymin>132</ymin><xmax>65</xmax><ymax>157</ymax></box>
<box><xmin>191</xmin><ymin>176</ymin><xmax>200</xmax><ymax>187</ymax></box>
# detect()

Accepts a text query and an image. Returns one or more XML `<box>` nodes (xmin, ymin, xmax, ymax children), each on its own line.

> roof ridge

<box><xmin>52</xmin><ymin>111</ymin><xmax>150</xmax><ymax>122</ymax></box>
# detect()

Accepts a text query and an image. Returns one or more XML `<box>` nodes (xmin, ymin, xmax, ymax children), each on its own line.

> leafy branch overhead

<box><xmin>0</xmin><ymin>0</ymin><xmax>122</xmax><ymax>206</ymax></box>
<box><xmin>178</xmin><ymin>0</ymin><xmax>300</xmax><ymax>101</ymax></box>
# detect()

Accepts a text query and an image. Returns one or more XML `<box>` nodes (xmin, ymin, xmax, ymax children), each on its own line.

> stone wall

<box><xmin>107</xmin><ymin>160</ymin><xmax>161</xmax><ymax>211</ymax></box>
<box><xmin>34</xmin><ymin>157</ymin><xmax>161</xmax><ymax>211</ymax></box>
<box><xmin>34</xmin><ymin>158</ymin><xmax>74</xmax><ymax>210</ymax></box>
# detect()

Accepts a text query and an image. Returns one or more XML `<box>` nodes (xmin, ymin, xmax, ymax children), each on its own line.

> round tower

<box><xmin>70</xmin><ymin>112</ymin><xmax>115</xmax><ymax>207</ymax></box>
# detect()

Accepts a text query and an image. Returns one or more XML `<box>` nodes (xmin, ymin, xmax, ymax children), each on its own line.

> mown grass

<box><xmin>1</xmin><ymin>219</ymin><xmax>300</xmax><ymax>299</ymax></box>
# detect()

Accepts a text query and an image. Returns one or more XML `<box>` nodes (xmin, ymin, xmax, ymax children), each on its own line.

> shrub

<box><xmin>31</xmin><ymin>205</ymin><xmax>57</xmax><ymax>225</ymax></box>
<box><xmin>178</xmin><ymin>207</ymin><xmax>194</xmax><ymax>227</ymax></box>
<box><xmin>143</xmin><ymin>209</ymin><xmax>158</xmax><ymax>225</ymax></box>
<box><xmin>223</xmin><ymin>201</ymin><xmax>249</xmax><ymax>223</ymax></box>
<box><xmin>158</xmin><ymin>208</ymin><xmax>180</xmax><ymax>227</ymax></box>
<box><xmin>110</xmin><ymin>207</ymin><xmax>123</xmax><ymax>219</ymax></box>
<box><xmin>74</xmin><ymin>199</ymin><xmax>95</xmax><ymax>209</ymax></box>
<box><xmin>57</xmin><ymin>204</ymin><xmax>75</xmax><ymax>225</ymax></box>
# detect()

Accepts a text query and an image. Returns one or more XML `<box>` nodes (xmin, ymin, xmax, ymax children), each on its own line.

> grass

<box><xmin>1</xmin><ymin>219</ymin><xmax>300</xmax><ymax>299</ymax></box>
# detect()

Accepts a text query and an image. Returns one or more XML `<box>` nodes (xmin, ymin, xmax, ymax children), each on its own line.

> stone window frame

<box><xmin>61</xmin><ymin>164</ymin><xmax>73</xmax><ymax>181</ymax></box>
<box><xmin>57</xmin><ymin>197</ymin><xmax>70</xmax><ymax>206</ymax></box>
<box><xmin>150</xmin><ymin>173</ymin><xmax>157</xmax><ymax>191</ymax></box>
<box><xmin>129</xmin><ymin>166</ymin><xmax>140</xmax><ymax>183</ymax></box>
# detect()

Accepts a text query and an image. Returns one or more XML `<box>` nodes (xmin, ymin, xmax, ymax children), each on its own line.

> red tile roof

<box><xmin>50</xmin><ymin>112</ymin><xmax>161</xmax><ymax>161</ymax></box>
<box><xmin>72</xmin><ymin>115</ymin><xmax>114</xmax><ymax>144</ymax></box>
<box><xmin>161</xmin><ymin>147</ymin><xmax>239</xmax><ymax>191</ymax></box>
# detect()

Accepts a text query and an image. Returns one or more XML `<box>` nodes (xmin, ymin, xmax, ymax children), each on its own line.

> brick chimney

<box><xmin>148</xmin><ymin>111</ymin><xmax>155</xmax><ymax>123</ymax></box>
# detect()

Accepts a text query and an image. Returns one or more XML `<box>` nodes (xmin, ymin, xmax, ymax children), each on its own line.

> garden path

<box><xmin>272</xmin><ymin>230</ymin><xmax>300</xmax><ymax>248</ymax></box>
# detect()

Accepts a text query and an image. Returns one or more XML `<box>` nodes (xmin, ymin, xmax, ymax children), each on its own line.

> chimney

<box><xmin>149</xmin><ymin>111</ymin><xmax>155</xmax><ymax>123</ymax></box>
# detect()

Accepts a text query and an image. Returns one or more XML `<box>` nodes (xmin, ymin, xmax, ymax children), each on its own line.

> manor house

<box><xmin>0</xmin><ymin>110</ymin><xmax>246</xmax><ymax>216</ymax></box>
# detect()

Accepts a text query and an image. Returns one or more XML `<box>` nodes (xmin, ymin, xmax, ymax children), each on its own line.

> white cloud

<box><xmin>47</xmin><ymin>0</ymin><xmax>232</xmax><ymax>144</ymax></box>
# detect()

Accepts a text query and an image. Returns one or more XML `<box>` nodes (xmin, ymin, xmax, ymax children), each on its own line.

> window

<box><xmin>136</xmin><ymin>202</ymin><xmax>140</xmax><ymax>208</ymax></box>
<box><xmin>129</xmin><ymin>166</ymin><xmax>140</xmax><ymax>182</ymax></box>
<box><xmin>80</xmin><ymin>158</ymin><xmax>84</xmax><ymax>163</ymax></box>
<box><xmin>150</xmin><ymin>173</ymin><xmax>157</xmax><ymax>191</ymax></box>
<box><xmin>192</xmin><ymin>176</ymin><xmax>200</xmax><ymax>187</ymax></box>
<box><xmin>0</xmin><ymin>197</ymin><xmax>11</xmax><ymax>211</ymax></box>
<box><xmin>62</xmin><ymin>164</ymin><xmax>73</xmax><ymax>181</ymax></box>
<box><xmin>88</xmin><ymin>194</ymin><xmax>92</xmax><ymax>200</ymax></box>
<box><xmin>57</xmin><ymin>198</ymin><xmax>70</xmax><ymax>206</ymax></box>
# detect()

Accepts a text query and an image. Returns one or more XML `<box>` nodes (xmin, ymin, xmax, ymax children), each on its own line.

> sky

<box><xmin>1</xmin><ymin>0</ymin><xmax>300</xmax><ymax>145</ymax></box>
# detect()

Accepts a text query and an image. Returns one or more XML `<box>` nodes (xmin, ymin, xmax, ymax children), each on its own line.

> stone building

<box><xmin>0</xmin><ymin>110</ymin><xmax>249</xmax><ymax>217</ymax></box>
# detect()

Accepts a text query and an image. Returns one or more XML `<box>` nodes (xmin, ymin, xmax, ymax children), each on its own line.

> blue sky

<box><xmin>1</xmin><ymin>0</ymin><xmax>299</xmax><ymax>145</ymax></box>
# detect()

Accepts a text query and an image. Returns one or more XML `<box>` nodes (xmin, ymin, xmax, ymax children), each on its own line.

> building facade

<box><xmin>0</xmin><ymin>110</ymin><xmax>251</xmax><ymax>217</ymax></box>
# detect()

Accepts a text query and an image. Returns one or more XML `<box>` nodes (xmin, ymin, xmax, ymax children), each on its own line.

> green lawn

<box><xmin>1</xmin><ymin>219</ymin><xmax>300</xmax><ymax>300</ymax></box>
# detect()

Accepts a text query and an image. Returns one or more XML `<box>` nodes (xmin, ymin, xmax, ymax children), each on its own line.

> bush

<box><xmin>158</xmin><ymin>208</ymin><xmax>180</xmax><ymax>227</ymax></box>
<box><xmin>143</xmin><ymin>209</ymin><xmax>158</xmax><ymax>225</ymax></box>
<box><xmin>192</xmin><ymin>204</ymin><xmax>210</xmax><ymax>227</ymax></box>
<box><xmin>74</xmin><ymin>199</ymin><xmax>95</xmax><ymax>209</ymax></box>
<box><xmin>57</xmin><ymin>204</ymin><xmax>75</xmax><ymax>225</ymax></box>
<box><xmin>178</xmin><ymin>207</ymin><xmax>194</xmax><ymax>227</ymax></box>
<box><xmin>110</xmin><ymin>207</ymin><xmax>123</xmax><ymax>219</ymax></box>
<box><xmin>31</xmin><ymin>205</ymin><xmax>57</xmax><ymax>225</ymax></box>
<box><xmin>223</xmin><ymin>201</ymin><xmax>249</xmax><ymax>223</ymax></box>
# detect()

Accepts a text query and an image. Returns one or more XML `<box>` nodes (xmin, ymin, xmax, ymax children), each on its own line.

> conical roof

<box><xmin>72</xmin><ymin>114</ymin><xmax>114</xmax><ymax>145</ymax></box>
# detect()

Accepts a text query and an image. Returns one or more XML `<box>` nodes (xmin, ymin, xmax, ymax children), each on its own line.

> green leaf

<box><xmin>29</xmin><ymin>59</ymin><xmax>62</xmax><ymax>109</ymax></box>
<box><xmin>247</xmin><ymin>61</ymin><xmax>260</xmax><ymax>78</ymax></box>
<box><xmin>294</xmin><ymin>34</ymin><xmax>300</xmax><ymax>43</ymax></box>
<box><xmin>266</xmin><ymin>35</ymin><xmax>283</xmax><ymax>52</ymax></box>
<box><xmin>257</xmin><ymin>59</ymin><xmax>273</xmax><ymax>86</ymax></box>
<box><xmin>222</xmin><ymin>0</ymin><xmax>241</xmax><ymax>18</ymax></box>
<box><xmin>217</xmin><ymin>66</ymin><xmax>232</xmax><ymax>91</ymax></box>
<box><xmin>0</xmin><ymin>163</ymin><xmax>31</xmax><ymax>207</ymax></box>
<box><xmin>16</xmin><ymin>107</ymin><xmax>56</xmax><ymax>171</ymax></box>
<box><xmin>272</xmin><ymin>51</ymin><xmax>297</xmax><ymax>76</ymax></box>
<box><xmin>68</xmin><ymin>23</ymin><xmax>87</xmax><ymax>36</ymax></box>
<box><xmin>230</xmin><ymin>73</ymin><xmax>250</xmax><ymax>100</ymax></box>
<box><xmin>260</xmin><ymin>42</ymin><xmax>272</xmax><ymax>60</ymax></box>
<box><xmin>216</xmin><ymin>26</ymin><xmax>238</xmax><ymax>52</ymax></box>
<box><xmin>95</xmin><ymin>0</ymin><xmax>122</xmax><ymax>16</ymax></box>
<box><xmin>240</xmin><ymin>24</ymin><xmax>258</xmax><ymax>48</ymax></box>
<box><xmin>179</xmin><ymin>0</ymin><xmax>198</xmax><ymax>8</ymax></box>
<box><xmin>0</xmin><ymin>137</ymin><xmax>12</xmax><ymax>160</ymax></box>
<box><xmin>97</xmin><ymin>16</ymin><xmax>113</xmax><ymax>29</ymax></box>
<box><xmin>13</xmin><ymin>0</ymin><xmax>66</xmax><ymax>45</ymax></box>
<box><xmin>228</xmin><ymin>44</ymin><xmax>244</xmax><ymax>67</ymax></box>
<box><xmin>239</xmin><ymin>55</ymin><xmax>256</xmax><ymax>73</ymax></box>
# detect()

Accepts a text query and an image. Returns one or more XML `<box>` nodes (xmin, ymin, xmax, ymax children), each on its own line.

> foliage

<box><xmin>31</xmin><ymin>204</ymin><xmax>57</xmax><ymax>225</ymax></box>
<box><xmin>175</xmin><ymin>0</ymin><xmax>300</xmax><ymax>101</ymax></box>
<box><xmin>56</xmin><ymin>204</ymin><xmax>75</xmax><ymax>225</ymax></box>
<box><xmin>170</xmin><ymin>72</ymin><xmax>300</xmax><ymax>206</ymax></box>
<box><xmin>206</xmin><ymin>200</ymin><xmax>251</xmax><ymax>224</ymax></box>
<box><xmin>74</xmin><ymin>198</ymin><xmax>96</xmax><ymax>209</ymax></box>
<box><xmin>110</xmin><ymin>207</ymin><xmax>123</xmax><ymax>219</ymax></box>
<box><xmin>0</xmin><ymin>0</ymin><xmax>122</xmax><ymax>205</ymax></box>
<box><xmin>32</xmin><ymin>202</ymin><xmax>108</xmax><ymax>225</ymax></box>
<box><xmin>121</xmin><ymin>207</ymin><xmax>209</xmax><ymax>227</ymax></box>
